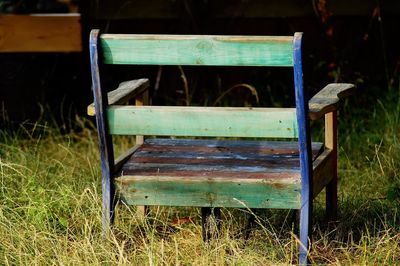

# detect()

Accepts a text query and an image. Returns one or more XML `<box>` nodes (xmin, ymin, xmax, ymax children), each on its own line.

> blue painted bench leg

<box><xmin>299</xmin><ymin>201</ymin><xmax>312</xmax><ymax>265</ymax></box>
<box><xmin>102</xmin><ymin>172</ymin><xmax>115</xmax><ymax>238</ymax></box>
<box><xmin>90</xmin><ymin>29</ymin><xmax>117</xmax><ymax>239</ymax></box>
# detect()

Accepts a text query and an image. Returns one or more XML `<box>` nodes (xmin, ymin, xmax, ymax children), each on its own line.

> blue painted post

<box><xmin>89</xmin><ymin>29</ymin><xmax>116</xmax><ymax>238</ymax></box>
<box><xmin>293</xmin><ymin>32</ymin><xmax>313</xmax><ymax>265</ymax></box>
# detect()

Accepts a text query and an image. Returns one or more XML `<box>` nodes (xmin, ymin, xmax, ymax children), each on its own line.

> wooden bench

<box><xmin>88</xmin><ymin>30</ymin><xmax>354</xmax><ymax>264</ymax></box>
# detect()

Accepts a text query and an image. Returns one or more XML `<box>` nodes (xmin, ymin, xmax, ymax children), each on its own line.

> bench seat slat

<box><xmin>117</xmin><ymin>179</ymin><xmax>300</xmax><ymax>209</ymax></box>
<box><xmin>140</xmin><ymin>139</ymin><xmax>323</xmax><ymax>159</ymax></box>
<box><xmin>121</xmin><ymin>163</ymin><xmax>299</xmax><ymax>175</ymax></box>
<box><xmin>115</xmin><ymin>139</ymin><xmax>323</xmax><ymax>209</ymax></box>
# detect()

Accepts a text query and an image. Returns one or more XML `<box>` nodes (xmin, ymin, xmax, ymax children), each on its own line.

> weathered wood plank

<box><xmin>140</xmin><ymin>140</ymin><xmax>323</xmax><ymax>159</ymax></box>
<box><xmin>143</xmin><ymin>139</ymin><xmax>323</xmax><ymax>158</ymax></box>
<box><xmin>293</xmin><ymin>32</ymin><xmax>312</xmax><ymax>265</ymax></box>
<box><xmin>134</xmin><ymin>83</ymin><xmax>149</xmax><ymax>218</ymax></box>
<box><xmin>135</xmin><ymin>88</ymin><xmax>149</xmax><ymax>145</ymax></box>
<box><xmin>114</xmin><ymin>137</ymin><xmax>315</xmax><ymax>209</ymax></box>
<box><xmin>119</xmin><ymin>139</ymin><xmax>323</xmax><ymax>174</ymax></box>
<box><xmin>90</xmin><ymin>29</ymin><xmax>115</xmax><ymax>237</ymax></box>
<box><xmin>119</xmin><ymin>170</ymin><xmax>300</xmax><ymax>181</ymax></box>
<box><xmin>107</xmin><ymin>106</ymin><xmax>298</xmax><ymax>138</ymax></box>
<box><xmin>130</xmin><ymin>156</ymin><xmax>299</xmax><ymax>168</ymax></box>
<box><xmin>325</xmin><ymin>112</ymin><xmax>338</xmax><ymax>222</ymax></box>
<box><xmin>100</xmin><ymin>34</ymin><xmax>293</xmax><ymax>66</ymax></box>
<box><xmin>144</xmin><ymin>138</ymin><xmax>307</xmax><ymax>148</ymax></box>
<box><xmin>121</xmin><ymin>163</ymin><xmax>299</xmax><ymax>175</ymax></box>
<box><xmin>114</xmin><ymin>144</ymin><xmax>141</xmax><ymax>173</ymax></box>
<box><xmin>309</xmin><ymin>83</ymin><xmax>356</xmax><ymax>120</ymax></box>
<box><xmin>0</xmin><ymin>14</ymin><xmax>81</xmax><ymax>52</ymax></box>
<box><xmin>133</xmin><ymin>150</ymin><xmax>301</xmax><ymax>161</ymax></box>
<box><xmin>87</xmin><ymin>79</ymin><xmax>149</xmax><ymax>116</ymax></box>
<box><xmin>115</xmin><ymin>176</ymin><xmax>301</xmax><ymax>209</ymax></box>
<box><xmin>312</xmin><ymin>149</ymin><xmax>334</xmax><ymax>197</ymax></box>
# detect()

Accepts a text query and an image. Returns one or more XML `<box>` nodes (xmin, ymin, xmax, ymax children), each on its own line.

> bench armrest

<box><xmin>308</xmin><ymin>83</ymin><xmax>356</xmax><ymax>120</ymax></box>
<box><xmin>87</xmin><ymin>78</ymin><xmax>150</xmax><ymax>116</ymax></box>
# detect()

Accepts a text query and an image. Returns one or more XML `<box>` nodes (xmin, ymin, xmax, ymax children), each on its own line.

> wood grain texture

<box><xmin>134</xmin><ymin>84</ymin><xmax>149</xmax><ymax>218</ymax></box>
<box><xmin>116</xmin><ymin>177</ymin><xmax>301</xmax><ymax>209</ymax></box>
<box><xmin>87</xmin><ymin>79</ymin><xmax>149</xmax><ymax>116</ymax></box>
<box><xmin>135</xmin><ymin>89</ymin><xmax>149</xmax><ymax>145</ymax></box>
<box><xmin>309</xmin><ymin>83</ymin><xmax>356</xmax><ymax>120</ymax></box>
<box><xmin>312</xmin><ymin>149</ymin><xmax>334</xmax><ymax>197</ymax></box>
<box><xmin>325</xmin><ymin>112</ymin><xmax>338</xmax><ymax>222</ymax></box>
<box><xmin>0</xmin><ymin>14</ymin><xmax>81</xmax><ymax>52</ymax></box>
<box><xmin>107</xmin><ymin>106</ymin><xmax>298</xmax><ymax>138</ymax></box>
<box><xmin>100</xmin><ymin>34</ymin><xmax>293</xmax><ymax>66</ymax></box>
<box><xmin>293</xmin><ymin>32</ymin><xmax>312</xmax><ymax>265</ymax></box>
<box><xmin>113</xmin><ymin>138</ymin><xmax>323</xmax><ymax>209</ymax></box>
<box><xmin>114</xmin><ymin>144</ymin><xmax>141</xmax><ymax>173</ymax></box>
<box><xmin>141</xmin><ymin>139</ymin><xmax>323</xmax><ymax>159</ymax></box>
<box><xmin>90</xmin><ymin>29</ymin><xmax>115</xmax><ymax>236</ymax></box>
<box><xmin>140</xmin><ymin>140</ymin><xmax>323</xmax><ymax>159</ymax></box>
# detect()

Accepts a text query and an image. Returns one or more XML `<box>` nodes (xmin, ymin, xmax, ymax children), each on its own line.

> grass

<box><xmin>1</xmin><ymin>89</ymin><xmax>400</xmax><ymax>265</ymax></box>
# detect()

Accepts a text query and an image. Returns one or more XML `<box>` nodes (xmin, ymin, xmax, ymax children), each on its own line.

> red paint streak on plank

<box><xmin>139</xmin><ymin>142</ymin><xmax>322</xmax><ymax>160</ymax></box>
<box><xmin>117</xmin><ymin>139</ymin><xmax>323</xmax><ymax>183</ymax></box>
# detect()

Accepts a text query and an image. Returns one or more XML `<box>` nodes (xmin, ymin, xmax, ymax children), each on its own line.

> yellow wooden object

<box><xmin>0</xmin><ymin>14</ymin><xmax>81</xmax><ymax>52</ymax></box>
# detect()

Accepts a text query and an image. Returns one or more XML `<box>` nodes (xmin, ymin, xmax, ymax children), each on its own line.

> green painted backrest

<box><xmin>100</xmin><ymin>34</ymin><xmax>294</xmax><ymax>66</ymax></box>
<box><xmin>99</xmin><ymin>34</ymin><xmax>298</xmax><ymax>138</ymax></box>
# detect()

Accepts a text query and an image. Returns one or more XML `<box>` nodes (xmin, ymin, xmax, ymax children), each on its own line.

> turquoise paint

<box><xmin>107</xmin><ymin>106</ymin><xmax>299</xmax><ymax>138</ymax></box>
<box><xmin>100</xmin><ymin>35</ymin><xmax>293</xmax><ymax>66</ymax></box>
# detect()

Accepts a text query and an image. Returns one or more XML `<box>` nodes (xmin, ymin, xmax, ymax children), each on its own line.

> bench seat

<box><xmin>116</xmin><ymin>139</ymin><xmax>323</xmax><ymax>209</ymax></box>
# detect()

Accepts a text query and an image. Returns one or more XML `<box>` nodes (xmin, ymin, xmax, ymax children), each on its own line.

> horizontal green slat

<box><xmin>107</xmin><ymin>106</ymin><xmax>298</xmax><ymax>138</ymax></box>
<box><xmin>101</xmin><ymin>34</ymin><xmax>293</xmax><ymax>66</ymax></box>
<box><xmin>116</xmin><ymin>177</ymin><xmax>301</xmax><ymax>209</ymax></box>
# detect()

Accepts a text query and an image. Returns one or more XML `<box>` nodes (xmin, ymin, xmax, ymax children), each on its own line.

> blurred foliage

<box><xmin>0</xmin><ymin>0</ymin><xmax>77</xmax><ymax>13</ymax></box>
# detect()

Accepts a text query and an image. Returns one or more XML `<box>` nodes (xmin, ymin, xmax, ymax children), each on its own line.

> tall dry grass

<box><xmin>1</xmin><ymin>90</ymin><xmax>400</xmax><ymax>265</ymax></box>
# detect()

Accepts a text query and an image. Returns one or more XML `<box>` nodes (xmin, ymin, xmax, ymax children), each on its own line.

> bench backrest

<box><xmin>100</xmin><ymin>34</ymin><xmax>293</xmax><ymax>66</ymax></box>
<box><xmin>89</xmin><ymin>30</ymin><xmax>312</xmax><ymax>188</ymax></box>
<box><xmin>91</xmin><ymin>32</ymin><xmax>308</xmax><ymax>139</ymax></box>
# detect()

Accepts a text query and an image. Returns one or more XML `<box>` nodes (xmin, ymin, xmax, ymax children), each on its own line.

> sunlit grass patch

<box><xmin>1</xmin><ymin>89</ymin><xmax>400</xmax><ymax>264</ymax></box>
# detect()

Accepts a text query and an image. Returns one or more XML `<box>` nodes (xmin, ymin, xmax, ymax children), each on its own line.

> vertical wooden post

<box><xmin>293</xmin><ymin>32</ymin><xmax>313</xmax><ymax>265</ymax></box>
<box><xmin>90</xmin><ymin>30</ymin><xmax>115</xmax><ymax>238</ymax></box>
<box><xmin>325</xmin><ymin>111</ymin><xmax>338</xmax><ymax>223</ymax></box>
<box><xmin>135</xmin><ymin>90</ymin><xmax>149</xmax><ymax>218</ymax></box>
<box><xmin>201</xmin><ymin>207</ymin><xmax>221</xmax><ymax>241</ymax></box>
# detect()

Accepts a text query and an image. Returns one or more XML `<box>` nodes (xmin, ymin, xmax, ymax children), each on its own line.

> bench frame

<box><xmin>89</xmin><ymin>29</ymin><xmax>354</xmax><ymax>264</ymax></box>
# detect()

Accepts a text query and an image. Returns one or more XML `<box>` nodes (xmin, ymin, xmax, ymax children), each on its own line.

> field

<box><xmin>1</xmin><ymin>89</ymin><xmax>400</xmax><ymax>265</ymax></box>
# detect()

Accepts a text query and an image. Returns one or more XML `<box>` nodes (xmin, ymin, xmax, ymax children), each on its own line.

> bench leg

<box><xmin>136</xmin><ymin>205</ymin><xmax>149</xmax><ymax>219</ymax></box>
<box><xmin>326</xmin><ymin>174</ymin><xmax>338</xmax><ymax>223</ymax></box>
<box><xmin>325</xmin><ymin>112</ymin><xmax>338</xmax><ymax>223</ymax></box>
<box><xmin>201</xmin><ymin>207</ymin><xmax>221</xmax><ymax>241</ymax></box>
<box><xmin>299</xmin><ymin>201</ymin><xmax>312</xmax><ymax>265</ymax></box>
<box><xmin>244</xmin><ymin>211</ymin><xmax>256</xmax><ymax>240</ymax></box>
<box><xmin>102</xmin><ymin>172</ymin><xmax>115</xmax><ymax>239</ymax></box>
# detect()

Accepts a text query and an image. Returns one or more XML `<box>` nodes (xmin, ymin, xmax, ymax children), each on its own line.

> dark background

<box><xmin>1</xmin><ymin>0</ymin><xmax>399</xmax><ymax>127</ymax></box>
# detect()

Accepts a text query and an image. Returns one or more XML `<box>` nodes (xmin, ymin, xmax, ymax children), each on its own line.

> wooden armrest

<box><xmin>87</xmin><ymin>78</ymin><xmax>149</xmax><ymax>116</ymax></box>
<box><xmin>308</xmin><ymin>83</ymin><xmax>355</xmax><ymax>120</ymax></box>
